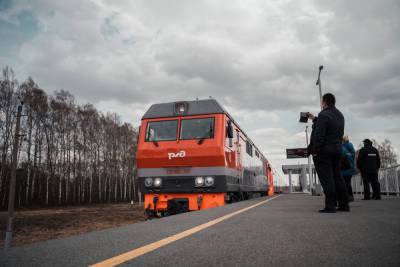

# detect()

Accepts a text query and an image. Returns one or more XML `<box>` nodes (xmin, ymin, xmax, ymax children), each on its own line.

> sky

<box><xmin>1</xmin><ymin>0</ymin><xmax>399</xmax><ymax>184</ymax></box>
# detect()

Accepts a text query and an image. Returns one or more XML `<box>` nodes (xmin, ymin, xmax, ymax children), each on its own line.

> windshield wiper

<box><xmin>198</xmin><ymin>127</ymin><xmax>213</xmax><ymax>145</ymax></box>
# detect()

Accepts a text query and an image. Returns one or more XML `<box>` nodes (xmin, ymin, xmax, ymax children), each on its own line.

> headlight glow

<box><xmin>195</xmin><ymin>177</ymin><xmax>205</xmax><ymax>187</ymax></box>
<box><xmin>153</xmin><ymin>177</ymin><xmax>162</xmax><ymax>187</ymax></box>
<box><xmin>205</xmin><ymin>176</ymin><xmax>215</xmax><ymax>186</ymax></box>
<box><xmin>144</xmin><ymin>178</ymin><xmax>153</xmax><ymax>187</ymax></box>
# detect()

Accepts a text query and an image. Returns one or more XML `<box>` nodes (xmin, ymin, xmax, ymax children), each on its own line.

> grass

<box><xmin>0</xmin><ymin>203</ymin><xmax>145</xmax><ymax>248</ymax></box>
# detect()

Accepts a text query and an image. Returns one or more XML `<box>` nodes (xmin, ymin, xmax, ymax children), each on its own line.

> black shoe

<box><xmin>374</xmin><ymin>197</ymin><xmax>381</xmax><ymax>200</ymax></box>
<box><xmin>337</xmin><ymin>206</ymin><xmax>350</xmax><ymax>212</ymax></box>
<box><xmin>318</xmin><ymin>208</ymin><xmax>336</xmax><ymax>213</ymax></box>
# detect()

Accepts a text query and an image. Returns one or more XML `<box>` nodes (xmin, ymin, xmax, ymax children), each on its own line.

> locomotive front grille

<box><xmin>139</xmin><ymin>176</ymin><xmax>228</xmax><ymax>193</ymax></box>
<box><xmin>163</xmin><ymin>177</ymin><xmax>195</xmax><ymax>189</ymax></box>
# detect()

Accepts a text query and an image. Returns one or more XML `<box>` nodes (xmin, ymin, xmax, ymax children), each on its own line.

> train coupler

<box><xmin>167</xmin><ymin>198</ymin><xmax>189</xmax><ymax>215</ymax></box>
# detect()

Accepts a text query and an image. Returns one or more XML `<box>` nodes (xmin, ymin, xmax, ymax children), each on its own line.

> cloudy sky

<box><xmin>1</xmin><ymin>0</ymin><xmax>399</xmax><ymax>183</ymax></box>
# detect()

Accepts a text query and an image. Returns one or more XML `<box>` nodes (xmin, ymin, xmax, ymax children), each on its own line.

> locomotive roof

<box><xmin>142</xmin><ymin>99</ymin><xmax>226</xmax><ymax>119</ymax></box>
<box><xmin>142</xmin><ymin>99</ymin><xmax>269</xmax><ymax>163</ymax></box>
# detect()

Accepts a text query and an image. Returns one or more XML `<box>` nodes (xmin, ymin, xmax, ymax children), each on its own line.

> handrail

<box><xmin>352</xmin><ymin>165</ymin><xmax>400</xmax><ymax>197</ymax></box>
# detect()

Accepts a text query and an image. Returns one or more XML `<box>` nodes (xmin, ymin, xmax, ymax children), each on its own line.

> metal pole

<box><xmin>316</xmin><ymin>65</ymin><xmax>324</xmax><ymax>110</ymax></box>
<box><xmin>384</xmin><ymin>169</ymin><xmax>389</xmax><ymax>196</ymax></box>
<box><xmin>394</xmin><ymin>167</ymin><xmax>399</xmax><ymax>197</ymax></box>
<box><xmin>305</xmin><ymin>126</ymin><xmax>313</xmax><ymax>195</ymax></box>
<box><xmin>289</xmin><ymin>170</ymin><xmax>292</xmax><ymax>193</ymax></box>
<box><xmin>4</xmin><ymin>103</ymin><xmax>23</xmax><ymax>250</ymax></box>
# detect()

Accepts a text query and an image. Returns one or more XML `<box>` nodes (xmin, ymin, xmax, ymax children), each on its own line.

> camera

<box><xmin>299</xmin><ymin>112</ymin><xmax>309</xmax><ymax>123</ymax></box>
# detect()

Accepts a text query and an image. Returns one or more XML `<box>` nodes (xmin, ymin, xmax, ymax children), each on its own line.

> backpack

<box><xmin>341</xmin><ymin>146</ymin><xmax>352</xmax><ymax>171</ymax></box>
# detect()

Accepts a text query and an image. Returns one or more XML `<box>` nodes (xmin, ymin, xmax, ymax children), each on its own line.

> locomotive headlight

<box><xmin>174</xmin><ymin>102</ymin><xmax>188</xmax><ymax>115</ymax></box>
<box><xmin>144</xmin><ymin>178</ymin><xmax>153</xmax><ymax>187</ymax></box>
<box><xmin>153</xmin><ymin>177</ymin><xmax>162</xmax><ymax>187</ymax></box>
<box><xmin>205</xmin><ymin>176</ymin><xmax>215</xmax><ymax>186</ymax></box>
<box><xmin>195</xmin><ymin>177</ymin><xmax>205</xmax><ymax>187</ymax></box>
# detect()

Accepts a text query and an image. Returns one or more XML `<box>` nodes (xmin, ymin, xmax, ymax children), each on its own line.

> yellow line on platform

<box><xmin>90</xmin><ymin>195</ymin><xmax>281</xmax><ymax>267</ymax></box>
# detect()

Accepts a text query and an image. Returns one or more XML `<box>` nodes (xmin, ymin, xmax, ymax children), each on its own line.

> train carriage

<box><xmin>137</xmin><ymin>99</ymin><xmax>274</xmax><ymax>217</ymax></box>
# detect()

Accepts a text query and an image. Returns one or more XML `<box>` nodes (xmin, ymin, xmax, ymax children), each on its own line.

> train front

<box><xmin>137</xmin><ymin>100</ymin><xmax>227</xmax><ymax>217</ymax></box>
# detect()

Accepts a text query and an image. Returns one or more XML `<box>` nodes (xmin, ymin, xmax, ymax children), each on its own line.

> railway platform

<box><xmin>1</xmin><ymin>194</ymin><xmax>399</xmax><ymax>266</ymax></box>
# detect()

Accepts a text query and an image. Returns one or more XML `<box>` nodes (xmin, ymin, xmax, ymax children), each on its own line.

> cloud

<box><xmin>0</xmin><ymin>9</ymin><xmax>39</xmax><ymax>62</ymax></box>
<box><xmin>2</xmin><ymin>0</ymin><xmax>397</xmax><ymax>115</ymax></box>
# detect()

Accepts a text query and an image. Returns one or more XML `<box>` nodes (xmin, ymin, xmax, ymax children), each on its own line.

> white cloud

<box><xmin>5</xmin><ymin>0</ymin><xmax>397</xmax><ymax>115</ymax></box>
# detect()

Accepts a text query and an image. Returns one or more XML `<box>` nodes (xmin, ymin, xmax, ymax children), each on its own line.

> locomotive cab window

<box><xmin>145</xmin><ymin>120</ymin><xmax>178</xmax><ymax>141</ymax></box>
<box><xmin>180</xmin><ymin>117</ymin><xmax>214</xmax><ymax>140</ymax></box>
<box><xmin>246</xmin><ymin>141</ymin><xmax>253</xmax><ymax>156</ymax></box>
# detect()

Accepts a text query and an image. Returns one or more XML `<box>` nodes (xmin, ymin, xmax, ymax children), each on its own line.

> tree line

<box><xmin>362</xmin><ymin>139</ymin><xmax>398</xmax><ymax>168</ymax></box>
<box><xmin>0</xmin><ymin>67</ymin><xmax>138</xmax><ymax>209</ymax></box>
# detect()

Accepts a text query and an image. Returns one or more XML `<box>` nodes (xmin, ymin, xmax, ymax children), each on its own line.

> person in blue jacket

<box><xmin>341</xmin><ymin>136</ymin><xmax>356</xmax><ymax>201</ymax></box>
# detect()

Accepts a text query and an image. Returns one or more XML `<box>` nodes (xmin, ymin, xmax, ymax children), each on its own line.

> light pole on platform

<box><xmin>310</xmin><ymin>65</ymin><xmax>324</xmax><ymax>196</ymax></box>
<box><xmin>316</xmin><ymin>65</ymin><xmax>324</xmax><ymax>110</ymax></box>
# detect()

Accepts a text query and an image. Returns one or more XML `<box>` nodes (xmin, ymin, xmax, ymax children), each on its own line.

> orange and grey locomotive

<box><xmin>136</xmin><ymin>99</ymin><xmax>274</xmax><ymax>217</ymax></box>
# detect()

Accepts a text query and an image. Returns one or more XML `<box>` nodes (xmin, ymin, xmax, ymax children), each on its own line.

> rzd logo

<box><xmin>168</xmin><ymin>150</ymin><xmax>186</xmax><ymax>160</ymax></box>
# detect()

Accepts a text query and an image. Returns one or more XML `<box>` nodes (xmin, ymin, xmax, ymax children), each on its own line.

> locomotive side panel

<box><xmin>223</xmin><ymin>115</ymin><xmax>269</xmax><ymax>194</ymax></box>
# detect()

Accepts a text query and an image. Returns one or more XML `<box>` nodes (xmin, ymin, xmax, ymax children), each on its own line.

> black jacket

<box><xmin>308</xmin><ymin>106</ymin><xmax>345</xmax><ymax>155</ymax></box>
<box><xmin>357</xmin><ymin>144</ymin><xmax>381</xmax><ymax>174</ymax></box>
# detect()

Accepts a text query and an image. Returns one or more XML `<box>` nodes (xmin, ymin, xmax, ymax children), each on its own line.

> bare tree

<box><xmin>372</xmin><ymin>139</ymin><xmax>398</xmax><ymax>168</ymax></box>
<box><xmin>0</xmin><ymin>67</ymin><xmax>18</xmax><ymax>207</ymax></box>
<box><xmin>0</xmin><ymin>67</ymin><xmax>138</xmax><ymax>208</ymax></box>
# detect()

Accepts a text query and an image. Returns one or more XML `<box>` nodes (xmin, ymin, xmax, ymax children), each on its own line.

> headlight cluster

<box><xmin>144</xmin><ymin>177</ymin><xmax>162</xmax><ymax>187</ymax></box>
<box><xmin>195</xmin><ymin>176</ymin><xmax>215</xmax><ymax>187</ymax></box>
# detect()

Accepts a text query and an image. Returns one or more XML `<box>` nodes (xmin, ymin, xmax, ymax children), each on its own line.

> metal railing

<box><xmin>352</xmin><ymin>165</ymin><xmax>400</xmax><ymax>197</ymax></box>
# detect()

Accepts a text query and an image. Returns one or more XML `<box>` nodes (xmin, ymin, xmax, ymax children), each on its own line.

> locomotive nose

<box><xmin>164</xmin><ymin>145</ymin><xmax>224</xmax><ymax>167</ymax></box>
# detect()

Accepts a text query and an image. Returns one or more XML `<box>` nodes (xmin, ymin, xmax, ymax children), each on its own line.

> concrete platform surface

<box><xmin>1</xmin><ymin>194</ymin><xmax>399</xmax><ymax>267</ymax></box>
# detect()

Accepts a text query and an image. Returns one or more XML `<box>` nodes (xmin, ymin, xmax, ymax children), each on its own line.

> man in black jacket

<box><xmin>308</xmin><ymin>93</ymin><xmax>349</xmax><ymax>213</ymax></box>
<box><xmin>357</xmin><ymin>139</ymin><xmax>381</xmax><ymax>200</ymax></box>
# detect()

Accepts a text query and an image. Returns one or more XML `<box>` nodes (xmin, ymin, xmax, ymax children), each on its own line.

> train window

<box><xmin>180</xmin><ymin>117</ymin><xmax>214</xmax><ymax>140</ymax></box>
<box><xmin>255</xmin><ymin>150</ymin><xmax>259</xmax><ymax>158</ymax></box>
<box><xmin>246</xmin><ymin>141</ymin><xmax>253</xmax><ymax>156</ymax></box>
<box><xmin>145</xmin><ymin>120</ymin><xmax>178</xmax><ymax>141</ymax></box>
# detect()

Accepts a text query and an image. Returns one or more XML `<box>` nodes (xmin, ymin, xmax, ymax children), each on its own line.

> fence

<box><xmin>352</xmin><ymin>165</ymin><xmax>400</xmax><ymax>197</ymax></box>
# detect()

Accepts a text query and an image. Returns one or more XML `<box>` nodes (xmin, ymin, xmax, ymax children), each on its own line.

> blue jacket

<box><xmin>341</xmin><ymin>141</ymin><xmax>356</xmax><ymax>176</ymax></box>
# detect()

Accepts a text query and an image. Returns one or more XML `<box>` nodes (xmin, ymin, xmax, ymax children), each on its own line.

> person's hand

<box><xmin>307</xmin><ymin>112</ymin><xmax>315</xmax><ymax>120</ymax></box>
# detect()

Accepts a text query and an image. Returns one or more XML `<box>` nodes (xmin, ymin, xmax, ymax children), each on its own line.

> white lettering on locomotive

<box><xmin>168</xmin><ymin>150</ymin><xmax>186</xmax><ymax>160</ymax></box>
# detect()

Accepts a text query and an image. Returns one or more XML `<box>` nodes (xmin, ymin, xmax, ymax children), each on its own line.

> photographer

<box><xmin>307</xmin><ymin>93</ymin><xmax>349</xmax><ymax>213</ymax></box>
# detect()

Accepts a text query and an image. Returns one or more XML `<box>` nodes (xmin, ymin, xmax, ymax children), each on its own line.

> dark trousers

<box><xmin>362</xmin><ymin>173</ymin><xmax>381</xmax><ymax>199</ymax></box>
<box><xmin>314</xmin><ymin>153</ymin><xmax>349</xmax><ymax>209</ymax></box>
<box><xmin>343</xmin><ymin>175</ymin><xmax>354</xmax><ymax>200</ymax></box>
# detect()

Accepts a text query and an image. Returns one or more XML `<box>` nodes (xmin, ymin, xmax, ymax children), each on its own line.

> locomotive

<box><xmin>137</xmin><ymin>99</ymin><xmax>274</xmax><ymax>217</ymax></box>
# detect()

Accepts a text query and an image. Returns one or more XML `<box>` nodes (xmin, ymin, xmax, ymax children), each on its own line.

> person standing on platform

<box><xmin>357</xmin><ymin>139</ymin><xmax>381</xmax><ymax>200</ymax></box>
<box><xmin>341</xmin><ymin>136</ymin><xmax>356</xmax><ymax>202</ymax></box>
<box><xmin>307</xmin><ymin>93</ymin><xmax>349</xmax><ymax>213</ymax></box>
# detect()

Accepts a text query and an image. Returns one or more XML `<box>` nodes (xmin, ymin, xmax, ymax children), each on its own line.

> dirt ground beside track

<box><xmin>0</xmin><ymin>203</ymin><xmax>145</xmax><ymax>248</ymax></box>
